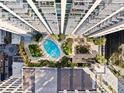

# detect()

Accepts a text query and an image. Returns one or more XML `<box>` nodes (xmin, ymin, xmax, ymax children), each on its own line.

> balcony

<box><xmin>13</xmin><ymin>8</ymin><xmax>28</xmax><ymax>14</ymax></box>
<box><xmin>5</xmin><ymin>3</ymin><xmax>23</xmax><ymax>9</ymax></box>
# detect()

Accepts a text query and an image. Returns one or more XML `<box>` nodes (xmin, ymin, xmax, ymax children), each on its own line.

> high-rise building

<box><xmin>0</xmin><ymin>0</ymin><xmax>124</xmax><ymax>93</ymax></box>
<box><xmin>0</xmin><ymin>0</ymin><xmax>123</xmax><ymax>36</ymax></box>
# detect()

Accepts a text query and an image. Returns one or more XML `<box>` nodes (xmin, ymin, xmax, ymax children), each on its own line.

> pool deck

<box><xmin>39</xmin><ymin>35</ymin><xmax>64</xmax><ymax>62</ymax></box>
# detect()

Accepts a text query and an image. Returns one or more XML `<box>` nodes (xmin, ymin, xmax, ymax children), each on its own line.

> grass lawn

<box><xmin>29</xmin><ymin>44</ymin><xmax>42</xmax><ymax>57</ymax></box>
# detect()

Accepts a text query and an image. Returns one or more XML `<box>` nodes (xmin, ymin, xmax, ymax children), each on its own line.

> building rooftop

<box><xmin>57</xmin><ymin>68</ymin><xmax>96</xmax><ymax>91</ymax></box>
<box><xmin>23</xmin><ymin>67</ymin><xmax>97</xmax><ymax>93</ymax></box>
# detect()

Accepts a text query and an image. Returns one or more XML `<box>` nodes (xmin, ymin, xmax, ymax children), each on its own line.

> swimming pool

<box><xmin>43</xmin><ymin>39</ymin><xmax>61</xmax><ymax>59</ymax></box>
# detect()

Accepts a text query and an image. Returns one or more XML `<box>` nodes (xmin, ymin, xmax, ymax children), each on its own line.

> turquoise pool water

<box><xmin>43</xmin><ymin>39</ymin><xmax>61</xmax><ymax>59</ymax></box>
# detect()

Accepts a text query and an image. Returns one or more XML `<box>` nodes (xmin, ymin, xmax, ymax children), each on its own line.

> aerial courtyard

<box><xmin>19</xmin><ymin>33</ymin><xmax>106</xmax><ymax>68</ymax></box>
<box><xmin>0</xmin><ymin>0</ymin><xmax>124</xmax><ymax>93</ymax></box>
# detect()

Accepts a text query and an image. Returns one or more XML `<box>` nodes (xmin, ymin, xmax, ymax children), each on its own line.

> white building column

<box><xmin>26</xmin><ymin>0</ymin><xmax>53</xmax><ymax>34</ymax></box>
<box><xmin>61</xmin><ymin>0</ymin><xmax>67</xmax><ymax>34</ymax></box>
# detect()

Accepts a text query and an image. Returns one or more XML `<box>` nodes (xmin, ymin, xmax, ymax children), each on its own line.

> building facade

<box><xmin>0</xmin><ymin>0</ymin><xmax>123</xmax><ymax>36</ymax></box>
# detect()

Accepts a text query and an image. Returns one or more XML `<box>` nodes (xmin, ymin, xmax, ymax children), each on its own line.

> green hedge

<box><xmin>76</xmin><ymin>45</ymin><xmax>89</xmax><ymax>54</ymax></box>
<box><xmin>27</xmin><ymin>56</ymin><xmax>77</xmax><ymax>67</ymax></box>
<box><xmin>29</xmin><ymin>44</ymin><xmax>42</xmax><ymax>57</ymax></box>
<box><xmin>62</xmin><ymin>38</ymin><xmax>73</xmax><ymax>55</ymax></box>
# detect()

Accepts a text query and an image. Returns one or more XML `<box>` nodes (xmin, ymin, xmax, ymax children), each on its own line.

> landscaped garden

<box><xmin>32</xmin><ymin>33</ymin><xmax>43</xmax><ymax>42</ymax></box>
<box><xmin>75</xmin><ymin>37</ymin><xmax>85</xmax><ymax>44</ymax></box>
<box><xmin>110</xmin><ymin>44</ymin><xmax>124</xmax><ymax>68</ymax></box>
<box><xmin>40</xmin><ymin>56</ymin><xmax>77</xmax><ymax>68</ymax></box>
<box><xmin>28</xmin><ymin>44</ymin><xmax>43</xmax><ymax>57</ymax></box>
<box><xmin>51</xmin><ymin>34</ymin><xmax>66</xmax><ymax>41</ymax></box>
<box><xmin>61</xmin><ymin>38</ymin><xmax>73</xmax><ymax>55</ymax></box>
<box><xmin>58</xmin><ymin>56</ymin><xmax>77</xmax><ymax>67</ymax></box>
<box><xmin>76</xmin><ymin>45</ymin><xmax>90</xmax><ymax>54</ymax></box>
<box><xmin>107</xmin><ymin>44</ymin><xmax>124</xmax><ymax>79</ymax></box>
<box><xmin>77</xmin><ymin>63</ymin><xmax>91</xmax><ymax>67</ymax></box>
<box><xmin>19</xmin><ymin>41</ymin><xmax>77</xmax><ymax>67</ymax></box>
<box><xmin>95</xmin><ymin>54</ymin><xmax>107</xmax><ymax>65</ymax></box>
<box><xmin>19</xmin><ymin>41</ymin><xmax>30</xmax><ymax>66</ymax></box>
<box><xmin>87</xmin><ymin>37</ymin><xmax>106</xmax><ymax>45</ymax></box>
<box><xmin>19</xmin><ymin>35</ymin><xmax>103</xmax><ymax>68</ymax></box>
